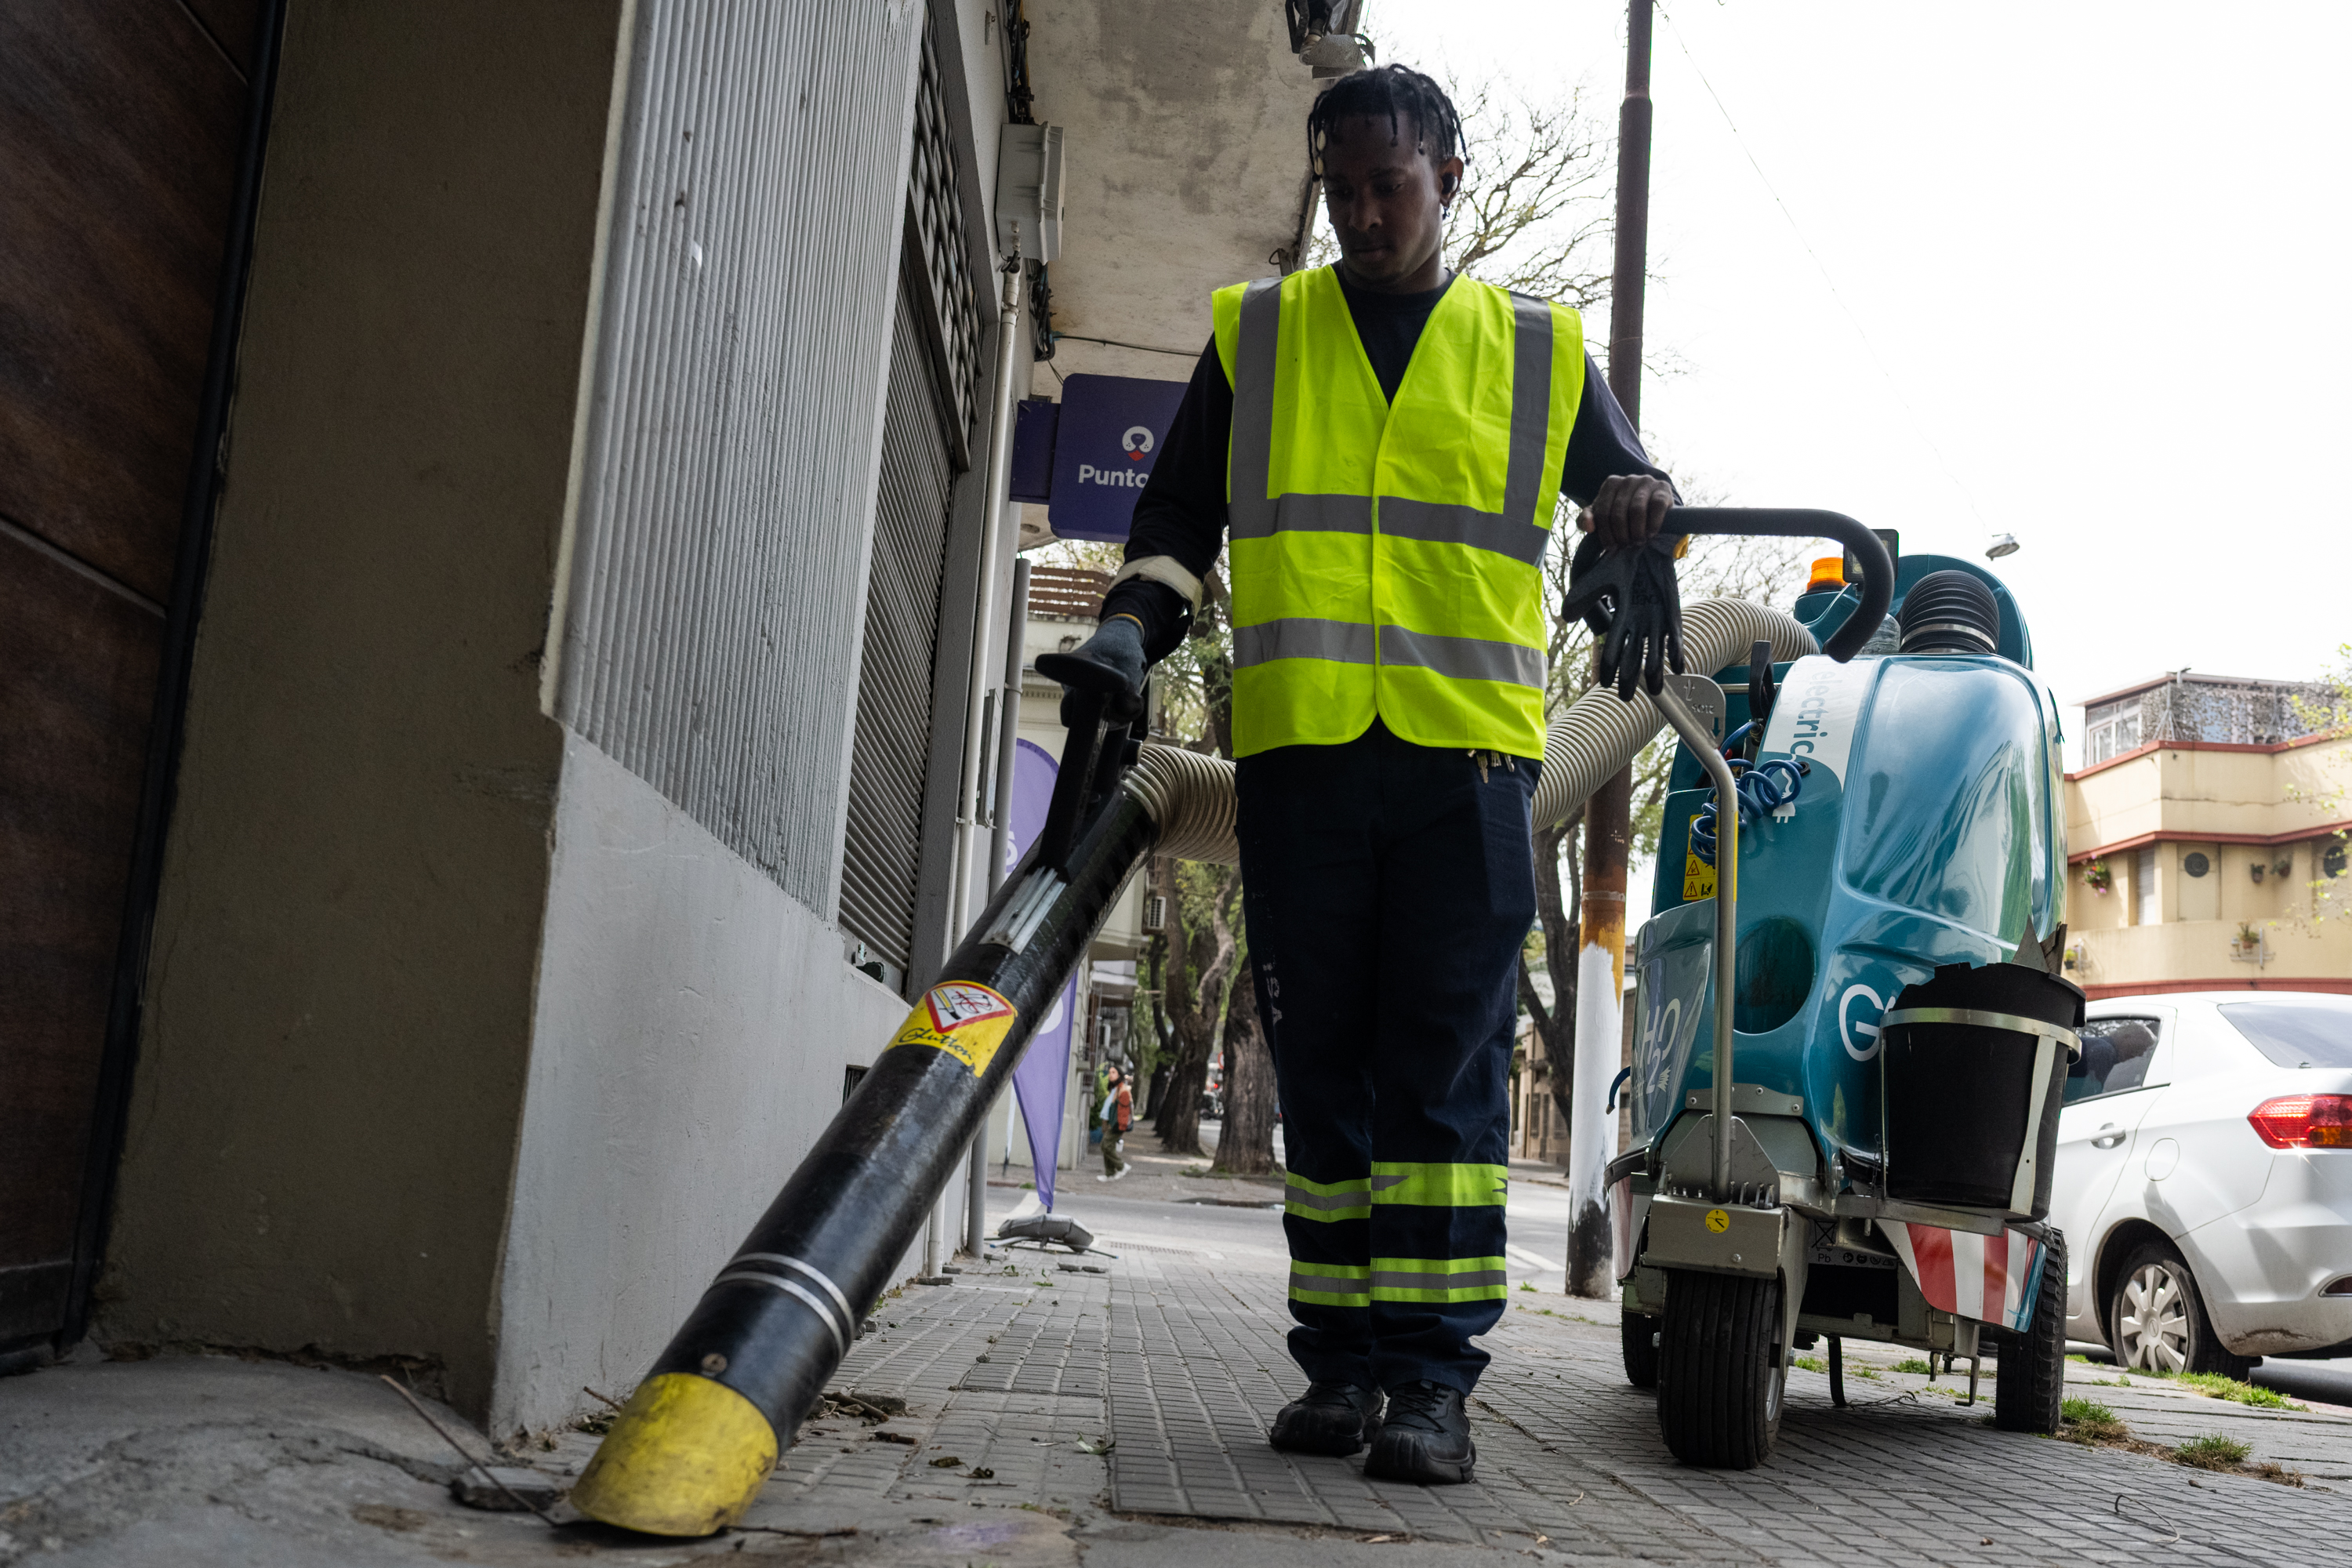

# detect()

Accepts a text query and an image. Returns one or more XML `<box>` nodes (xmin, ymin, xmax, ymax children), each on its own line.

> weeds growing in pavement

<box><xmin>1791</xmin><ymin>1356</ymin><xmax>1825</xmax><ymax>1374</ymax></box>
<box><xmin>2174</xmin><ymin>1434</ymin><xmax>2251</xmax><ymax>1468</ymax></box>
<box><xmin>1891</xmin><ymin>1357</ymin><xmax>1934</xmax><ymax>1375</ymax></box>
<box><xmin>2172</xmin><ymin>1372</ymin><xmax>2305</xmax><ymax>1410</ymax></box>
<box><xmin>2170</xmin><ymin>1433</ymin><xmax>2304</xmax><ymax>1486</ymax></box>
<box><xmin>2040</xmin><ymin>1402</ymin><xmax>2296</xmax><ymax>1483</ymax></box>
<box><xmin>2060</xmin><ymin>1397</ymin><xmax>2129</xmax><ymax>1443</ymax></box>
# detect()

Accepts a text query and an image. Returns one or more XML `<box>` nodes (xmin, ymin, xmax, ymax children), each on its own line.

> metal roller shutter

<box><xmin>840</xmin><ymin>12</ymin><xmax>981</xmax><ymax>989</ymax></box>
<box><xmin>840</xmin><ymin>271</ymin><xmax>957</xmax><ymax>985</ymax></box>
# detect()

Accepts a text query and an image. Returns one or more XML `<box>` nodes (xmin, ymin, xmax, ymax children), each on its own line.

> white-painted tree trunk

<box><xmin>1566</xmin><ymin>940</ymin><xmax>1621</xmax><ymax>1297</ymax></box>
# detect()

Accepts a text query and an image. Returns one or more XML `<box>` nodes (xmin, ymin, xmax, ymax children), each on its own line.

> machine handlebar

<box><xmin>1665</xmin><ymin>506</ymin><xmax>1894</xmax><ymax>664</ymax></box>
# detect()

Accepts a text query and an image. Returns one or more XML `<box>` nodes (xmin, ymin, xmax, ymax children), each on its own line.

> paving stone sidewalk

<box><xmin>1087</xmin><ymin>1249</ymin><xmax>2352</xmax><ymax>1564</ymax></box>
<box><xmin>734</xmin><ymin>1232</ymin><xmax>2352</xmax><ymax>1566</ymax></box>
<box><xmin>9</xmin><ymin>1240</ymin><xmax>2352</xmax><ymax>1565</ymax></box>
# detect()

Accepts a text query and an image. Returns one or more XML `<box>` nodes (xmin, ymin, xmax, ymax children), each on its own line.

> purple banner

<box><xmin>1007</xmin><ymin>739</ymin><xmax>1079</xmax><ymax>1210</ymax></box>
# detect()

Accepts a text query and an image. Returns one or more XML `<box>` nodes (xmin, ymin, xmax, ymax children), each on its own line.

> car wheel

<box><xmin>2108</xmin><ymin>1240</ymin><xmax>2256</xmax><ymax>1379</ymax></box>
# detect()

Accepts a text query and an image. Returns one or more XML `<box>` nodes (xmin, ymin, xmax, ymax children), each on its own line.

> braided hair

<box><xmin>1306</xmin><ymin>64</ymin><xmax>1465</xmax><ymax>180</ymax></box>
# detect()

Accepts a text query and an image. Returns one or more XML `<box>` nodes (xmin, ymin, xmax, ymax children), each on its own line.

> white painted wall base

<box><xmin>489</xmin><ymin>734</ymin><xmax>927</xmax><ymax>1436</ymax></box>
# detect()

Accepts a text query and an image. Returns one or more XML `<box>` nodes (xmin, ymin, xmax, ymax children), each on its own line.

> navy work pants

<box><xmin>1236</xmin><ymin>721</ymin><xmax>1538</xmax><ymax>1395</ymax></box>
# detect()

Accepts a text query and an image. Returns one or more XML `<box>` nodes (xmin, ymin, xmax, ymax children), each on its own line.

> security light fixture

<box><xmin>1985</xmin><ymin>533</ymin><xmax>2020</xmax><ymax>560</ymax></box>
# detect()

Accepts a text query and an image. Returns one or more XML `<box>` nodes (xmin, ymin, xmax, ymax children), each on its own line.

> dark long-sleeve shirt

<box><xmin>1102</xmin><ymin>272</ymin><xmax>1673</xmax><ymax>657</ymax></box>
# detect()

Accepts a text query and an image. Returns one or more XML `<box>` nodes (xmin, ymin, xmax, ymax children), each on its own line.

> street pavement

<box><xmin>5</xmin><ymin>1157</ymin><xmax>2351</xmax><ymax>1565</ymax></box>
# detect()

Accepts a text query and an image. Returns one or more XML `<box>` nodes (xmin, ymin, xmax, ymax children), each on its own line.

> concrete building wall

<box><xmin>101</xmin><ymin>0</ymin><xmax>1016</xmax><ymax>1428</ymax></box>
<box><xmin>2067</xmin><ymin>739</ymin><xmax>2352</xmax><ymax>855</ymax></box>
<box><xmin>97</xmin><ymin>0</ymin><xmax>1318</xmax><ymax>1434</ymax></box>
<box><xmin>487</xmin><ymin>0</ymin><xmax>1023</xmax><ymax>1435</ymax></box>
<box><xmin>2067</xmin><ymin>915</ymin><xmax>2352</xmax><ymax>996</ymax></box>
<box><xmin>100</xmin><ymin>2</ymin><xmax>630</xmax><ymax>1415</ymax></box>
<box><xmin>488</xmin><ymin>735</ymin><xmax>911</xmax><ymax>1434</ymax></box>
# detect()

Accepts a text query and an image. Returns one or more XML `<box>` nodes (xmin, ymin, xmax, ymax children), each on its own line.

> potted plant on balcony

<box><xmin>2082</xmin><ymin>859</ymin><xmax>2113</xmax><ymax>895</ymax></box>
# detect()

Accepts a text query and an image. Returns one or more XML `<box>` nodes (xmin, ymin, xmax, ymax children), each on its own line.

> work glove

<box><xmin>1034</xmin><ymin>614</ymin><xmax>1149</xmax><ymax>728</ymax></box>
<box><xmin>1563</xmin><ymin>531</ymin><xmax>1687</xmax><ymax>700</ymax></box>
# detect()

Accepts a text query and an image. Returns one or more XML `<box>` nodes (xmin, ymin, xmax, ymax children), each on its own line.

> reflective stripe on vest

<box><xmin>1217</xmin><ymin>269</ymin><xmax>1584</xmax><ymax>757</ymax></box>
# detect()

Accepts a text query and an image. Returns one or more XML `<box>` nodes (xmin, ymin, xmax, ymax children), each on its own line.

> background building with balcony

<box><xmin>2066</xmin><ymin>672</ymin><xmax>2351</xmax><ymax>996</ymax></box>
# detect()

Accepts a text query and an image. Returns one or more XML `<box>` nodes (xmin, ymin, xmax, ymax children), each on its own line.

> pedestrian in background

<box><xmin>1098</xmin><ymin>1067</ymin><xmax>1133</xmax><ymax>1181</ymax></box>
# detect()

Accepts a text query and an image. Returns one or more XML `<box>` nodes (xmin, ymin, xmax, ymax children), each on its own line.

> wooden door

<box><xmin>0</xmin><ymin>0</ymin><xmax>263</xmax><ymax>1348</ymax></box>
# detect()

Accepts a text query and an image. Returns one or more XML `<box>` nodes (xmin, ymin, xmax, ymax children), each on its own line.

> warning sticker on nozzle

<box><xmin>888</xmin><ymin>982</ymin><xmax>1018</xmax><ymax>1076</ymax></box>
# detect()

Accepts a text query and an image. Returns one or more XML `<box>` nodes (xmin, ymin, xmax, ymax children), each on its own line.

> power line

<box><xmin>1655</xmin><ymin>3</ymin><xmax>1987</xmax><ymax>528</ymax></box>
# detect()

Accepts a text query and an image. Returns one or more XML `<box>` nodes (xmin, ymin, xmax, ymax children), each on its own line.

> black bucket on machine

<box><xmin>1880</xmin><ymin>960</ymin><xmax>2083</xmax><ymax>1219</ymax></box>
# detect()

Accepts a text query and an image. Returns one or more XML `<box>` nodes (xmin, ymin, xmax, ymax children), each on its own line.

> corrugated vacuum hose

<box><xmin>570</xmin><ymin>588</ymin><xmax>1821</xmax><ymax>1535</ymax></box>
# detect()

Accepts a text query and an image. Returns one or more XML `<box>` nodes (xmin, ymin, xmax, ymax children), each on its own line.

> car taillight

<box><xmin>2247</xmin><ymin>1094</ymin><xmax>2352</xmax><ymax>1149</ymax></box>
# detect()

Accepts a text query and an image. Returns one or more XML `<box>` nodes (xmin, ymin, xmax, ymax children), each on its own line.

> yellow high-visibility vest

<box><xmin>1214</xmin><ymin>268</ymin><xmax>1584</xmax><ymax>758</ymax></box>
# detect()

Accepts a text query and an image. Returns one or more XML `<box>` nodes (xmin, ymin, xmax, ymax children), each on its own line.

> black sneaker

<box><xmin>1363</xmin><ymin>1381</ymin><xmax>1475</xmax><ymax>1485</ymax></box>
<box><xmin>1268</xmin><ymin>1381</ymin><xmax>1385</xmax><ymax>1457</ymax></box>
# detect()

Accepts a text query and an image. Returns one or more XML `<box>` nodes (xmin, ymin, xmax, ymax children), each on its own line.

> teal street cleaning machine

<box><xmin>1598</xmin><ymin>523</ymin><xmax>2079</xmax><ymax>1469</ymax></box>
<box><xmin>564</xmin><ymin>508</ymin><xmax>2067</xmax><ymax>1534</ymax></box>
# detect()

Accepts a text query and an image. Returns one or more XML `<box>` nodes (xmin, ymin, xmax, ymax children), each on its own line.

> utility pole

<box><xmin>1566</xmin><ymin>0</ymin><xmax>1653</xmax><ymax>1300</ymax></box>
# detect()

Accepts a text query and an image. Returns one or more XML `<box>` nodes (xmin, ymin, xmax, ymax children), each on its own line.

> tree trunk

<box><xmin>1517</xmin><ymin>808</ymin><xmax>1583</xmax><ymax>1160</ymax></box>
<box><xmin>1210</xmin><ymin>962</ymin><xmax>1276</xmax><ymax>1175</ymax></box>
<box><xmin>1156</xmin><ymin>1043</ymin><xmax>1212</xmax><ymax>1155</ymax></box>
<box><xmin>1151</xmin><ymin>855</ymin><xmax>1238</xmax><ymax>1157</ymax></box>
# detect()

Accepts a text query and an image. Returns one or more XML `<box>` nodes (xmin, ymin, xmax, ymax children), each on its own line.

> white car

<box><xmin>2051</xmin><ymin>990</ymin><xmax>2352</xmax><ymax>1374</ymax></box>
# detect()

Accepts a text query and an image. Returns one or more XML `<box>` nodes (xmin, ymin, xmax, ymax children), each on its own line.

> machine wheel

<box><xmin>1655</xmin><ymin>1269</ymin><xmax>1782</xmax><ymax>1468</ymax></box>
<box><xmin>1621</xmin><ymin>1310</ymin><xmax>1661</xmax><ymax>1389</ymax></box>
<box><xmin>1991</xmin><ymin>1229</ymin><xmax>2067</xmax><ymax>1433</ymax></box>
<box><xmin>2109</xmin><ymin>1240</ymin><xmax>2256</xmax><ymax>1378</ymax></box>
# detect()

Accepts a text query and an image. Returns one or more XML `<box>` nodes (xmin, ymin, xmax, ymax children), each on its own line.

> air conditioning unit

<box><xmin>1142</xmin><ymin>893</ymin><xmax>1166</xmax><ymax>932</ymax></box>
<box><xmin>995</xmin><ymin>122</ymin><xmax>1065</xmax><ymax>263</ymax></box>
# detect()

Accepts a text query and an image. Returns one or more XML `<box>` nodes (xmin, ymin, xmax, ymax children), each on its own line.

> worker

<box><xmin>1040</xmin><ymin>64</ymin><xmax>1671</xmax><ymax>1484</ymax></box>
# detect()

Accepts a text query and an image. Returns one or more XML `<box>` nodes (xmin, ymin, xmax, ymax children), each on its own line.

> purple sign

<box><xmin>1045</xmin><ymin>372</ymin><xmax>1188</xmax><ymax>543</ymax></box>
<box><xmin>1007</xmin><ymin>739</ymin><xmax>1080</xmax><ymax>1210</ymax></box>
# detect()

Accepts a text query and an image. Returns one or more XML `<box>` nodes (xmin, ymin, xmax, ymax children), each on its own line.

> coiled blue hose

<box><xmin>1690</xmin><ymin>757</ymin><xmax>1804</xmax><ymax>868</ymax></box>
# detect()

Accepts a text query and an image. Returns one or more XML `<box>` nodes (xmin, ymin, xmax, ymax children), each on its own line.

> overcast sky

<box><xmin>1372</xmin><ymin>0</ymin><xmax>2351</xmax><ymax>744</ymax></box>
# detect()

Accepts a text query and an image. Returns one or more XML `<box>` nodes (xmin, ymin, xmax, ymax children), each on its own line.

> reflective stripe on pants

<box><xmin>1286</xmin><ymin>1172</ymin><xmax>1372</xmax><ymax>1222</ymax></box>
<box><xmin>1290</xmin><ymin>1263</ymin><xmax>1371</xmax><ymax>1308</ymax></box>
<box><xmin>1370</xmin><ymin>1257</ymin><xmax>1512</xmax><ymax>1304</ymax></box>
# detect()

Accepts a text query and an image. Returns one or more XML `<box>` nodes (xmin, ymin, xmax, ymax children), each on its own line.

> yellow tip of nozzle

<box><xmin>566</xmin><ymin>1374</ymin><xmax>778</xmax><ymax>1537</ymax></box>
